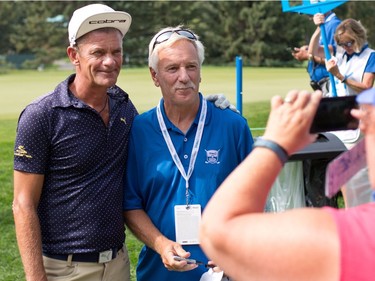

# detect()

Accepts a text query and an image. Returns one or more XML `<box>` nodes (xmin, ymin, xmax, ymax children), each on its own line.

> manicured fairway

<box><xmin>0</xmin><ymin>66</ymin><xmax>310</xmax><ymax>118</ymax></box>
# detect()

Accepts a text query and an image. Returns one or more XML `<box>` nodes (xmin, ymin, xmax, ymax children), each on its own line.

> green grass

<box><xmin>0</xmin><ymin>67</ymin><xmax>308</xmax><ymax>280</ymax></box>
<box><xmin>0</xmin><ymin>66</ymin><xmax>310</xmax><ymax>119</ymax></box>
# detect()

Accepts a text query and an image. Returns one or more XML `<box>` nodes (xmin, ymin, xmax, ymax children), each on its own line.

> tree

<box><xmin>0</xmin><ymin>1</ymin><xmax>373</xmax><ymax>68</ymax></box>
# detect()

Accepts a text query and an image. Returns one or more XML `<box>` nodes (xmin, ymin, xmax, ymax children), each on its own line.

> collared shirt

<box><xmin>123</xmin><ymin>93</ymin><xmax>253</xmax><ymax>281</ymax></box>
<box><xmin>333</xmin><ymin>45</ymin><xmax>375</xmax><ymax>97</ymax></box>
<box><xmin>341</xmin><ymin>44</ymin><xmax>375</xmax><ymax>66</ymax></box>
<box><xmin>14</xmin><ymin>74</ymin><xmax>138</xmax><ymax>254</ymax></box>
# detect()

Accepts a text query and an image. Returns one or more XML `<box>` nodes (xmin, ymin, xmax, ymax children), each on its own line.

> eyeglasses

<box><xmin>338</xmin><ymin>40</ymin><xmax>354</xmax><ymax>48</ymax></box>
<box><xmin>152</xmin><ymin>29</ymin><xmax>197</xmax><ymax>51</ymax></box>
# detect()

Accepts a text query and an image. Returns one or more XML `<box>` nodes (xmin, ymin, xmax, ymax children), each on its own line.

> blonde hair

<box><xmin>335</xmin><ymin>19</ymin><xmax>367</xmax><ymax>53</ymax></box>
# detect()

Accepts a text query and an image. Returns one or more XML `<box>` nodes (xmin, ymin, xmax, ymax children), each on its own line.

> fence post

<box><xmin>236</xmin><ymin>56</ymin><xmax>243</xmax><ymax>114</ymax></box>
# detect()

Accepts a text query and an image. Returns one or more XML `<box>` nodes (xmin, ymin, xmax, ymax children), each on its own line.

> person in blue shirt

<box><xmin>292</xmin><ymin>11</ymin><xmax>341</xmax><ymax>96</ymax></box>
<box><xmin>123</xmin><ymin>26</ymin><xmax>253</xmax><ymax>281</ymax></box>
<box><xmin>311</xmin><ymin>16</ymin><xmax>375</xmax><ymax>97</ymax></box>
<box><xmin>310</xmin><ymin>15</ymin><xmax>375</xmax><ymax>145</ymax></box>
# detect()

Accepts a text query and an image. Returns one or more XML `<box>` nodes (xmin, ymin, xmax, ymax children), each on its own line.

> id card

<box><xmin>174</xmin><ymin>204</ymin><xmax>201</xmax><ymax>245</ymax></box>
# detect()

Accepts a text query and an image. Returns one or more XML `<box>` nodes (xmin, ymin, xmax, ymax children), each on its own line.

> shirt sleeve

<box><xmin>14</xmin><ymin>104</ymin><xmax>50</xmax><ymax>174</ymax></box>
<box><xmin>123</xmin><ymin>127</ymin><xmax>144</xmax><ymax>211</ymax></box>
<box><xmin>364</xmin><ymin>52</ymin><xmax>375</xmax><ymax>73</ymax></box>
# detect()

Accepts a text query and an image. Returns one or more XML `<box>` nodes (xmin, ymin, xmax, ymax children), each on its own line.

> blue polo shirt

<box><xmin>14</xmin><ymin>74</ymin><xmax>138</xmax><ymax>254</ymax></box>
<box><xmin>308</xmin><ymin>12</ymin><xmax>341</xmax><ymax>82</ymax></box>
<box><xmin>123</xmin><ymin>94</ymin><xmax>253</xmax><ymax>281</ymax></box>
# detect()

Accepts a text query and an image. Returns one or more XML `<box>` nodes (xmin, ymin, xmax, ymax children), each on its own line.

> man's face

<box><xmin>153</xmin><ymin>40</ymin><xmax>201</xmax><ymax>106</ymax></box>
<box><xmin>74</xmin><ymin>29</ymin><xmax>123</xmax><ymax>88</ymax></box>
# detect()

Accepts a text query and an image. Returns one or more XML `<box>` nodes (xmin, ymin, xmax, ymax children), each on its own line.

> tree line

<box><xmin>0</xmin><ymin>1</ymin><xmax>374</xmax><ymax>69</ymax></box>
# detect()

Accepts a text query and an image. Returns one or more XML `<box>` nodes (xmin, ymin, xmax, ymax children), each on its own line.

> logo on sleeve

<box><xmin>205</xmin><ymin>149</ymin><xmax>220</xmax><ymax>164</ymax></box>
<box><xmin>14</xmin><ymin>146</ymin><xmax>32</xmax><ymax>158</ymax></box>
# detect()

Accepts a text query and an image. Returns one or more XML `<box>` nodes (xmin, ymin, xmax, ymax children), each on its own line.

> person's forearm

<box><xmin>308</xmin><ymin>27</ymin><xmax>321</xmax><ymax>57</ymax></box>
<box><xmin>342</xmin><ymin>74</ymin><xmax>375</xmax><ymax>94</ymax></box>
<box><xmin>124</xmin><ymin>210</ymin><xmax>171</xmax><ymax>255</ymax></box>
<box><xmin>13</xmin><ymin>206</ymin><xmax>47</xmax><ymax>281</ymax></box>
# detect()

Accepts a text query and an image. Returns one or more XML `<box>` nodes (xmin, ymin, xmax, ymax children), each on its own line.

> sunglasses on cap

<box><xmin>338</xmin><ymin>40</ymin><xmax>354</xmax><ymax>48</ymax></box>
<box><xmin>152</xmin><ymin>29</ymin><xmax>197</xmax><ymax>51</ymax></box>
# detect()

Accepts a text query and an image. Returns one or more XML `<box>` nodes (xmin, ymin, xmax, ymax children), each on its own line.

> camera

<box><xmin>310</xmin><ymin>96</ymin><xmax>359</xmax><ymax>133</ymax></box>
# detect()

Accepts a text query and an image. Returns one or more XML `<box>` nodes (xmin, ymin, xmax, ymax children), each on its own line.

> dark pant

<box><xmin>310</xmin><ymin>77</ymin><xmax>330</xmax><ymax>96</ymax></box>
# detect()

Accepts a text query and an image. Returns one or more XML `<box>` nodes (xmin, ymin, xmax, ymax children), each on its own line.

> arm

<box><xmin>344</xmin><ymin>72</ymin><xmax>375</xmax><ymax>93</ymax></box>
<box><xmin>123</xmin><ymin>209</ymin><xmax>197</xmax><ymax>271</ymax></box>
<box><xmin>326</xmin><ymin>61</ymin><xmax>375</xmax><ymax>93</ymax></box>
<box><xmin>13</xmin><ymin>171</ymin><xmax>47</xmax><ymax>281</ymax></box>
<box><xmin>200</xmin><ymin>90</ymin><xmax>340</xmax><ymax>281</ymax></box>
<box><xmin>308</xmin><ymin>14</ymin><xmax>334</xmax><ymax>65</ymax></box>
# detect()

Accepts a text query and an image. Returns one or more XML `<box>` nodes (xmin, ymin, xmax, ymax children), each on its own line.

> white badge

<box><xmin>174</xmin><ymin>204</ymin><xmax>201</xmax><ymax>245</ymax></box>
<box><xmin>200</xmin><ymin>268</ymin><xmax>225</xmax><ymax>281</ymax></box>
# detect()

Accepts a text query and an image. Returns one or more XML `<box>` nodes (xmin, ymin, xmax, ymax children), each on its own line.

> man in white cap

<box><xmin>13</xmin><ymin>4</ymin><xmax>136</xmax><ymax>281</ymax></box>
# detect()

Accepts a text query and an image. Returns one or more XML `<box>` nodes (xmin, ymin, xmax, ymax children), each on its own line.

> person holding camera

<box><xmin>200</xmin><ymin>88</ymin><xmax>375</xmax><ymax>281</ymax></box>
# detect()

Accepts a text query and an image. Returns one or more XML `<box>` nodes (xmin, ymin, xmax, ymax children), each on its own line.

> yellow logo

<box><xmin>14</xmin><ymin>146</ymin><xmax>32</xmax><ymax>158</ymax></box>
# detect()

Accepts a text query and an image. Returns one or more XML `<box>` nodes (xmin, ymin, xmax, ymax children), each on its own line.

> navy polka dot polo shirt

<box><xmin>14</xmin><ymin>74</ymin><xmax>138</xmax><ymax>254</ymax></box>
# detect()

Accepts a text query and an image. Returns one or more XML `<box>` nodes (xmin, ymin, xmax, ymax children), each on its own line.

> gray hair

<box><xmin>148</xmin><ymin>26</ymin><xmax>205</xmax><ymax>71</ymax></box>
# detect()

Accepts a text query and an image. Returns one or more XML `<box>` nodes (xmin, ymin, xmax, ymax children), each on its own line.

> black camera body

<box><xmin>310</xmin><ymin>96</ymin><xmax>359</xmax><ymax>133</ymax></box>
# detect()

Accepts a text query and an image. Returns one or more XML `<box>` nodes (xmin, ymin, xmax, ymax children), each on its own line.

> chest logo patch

<box><xmin>205</xmin><ymin>149</ymin><xmax>220</xmax><ymax>164</ymax></box>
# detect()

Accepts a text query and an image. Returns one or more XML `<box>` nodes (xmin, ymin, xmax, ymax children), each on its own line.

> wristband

<box><xmin>341</xmin><ymin>75</ymin><xmax>348</xmax><ymax>83</ymax></box>
<box><xmin>253</xmin><ymin>138</ymin><xmax>289</xmax><ymax>165</ymax></box>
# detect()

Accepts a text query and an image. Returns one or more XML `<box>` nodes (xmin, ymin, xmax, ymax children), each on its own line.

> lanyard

<box><xmin>156</xmin><ymin>98</ymin><xmax>207</xmax><ymax>207</ymax></box>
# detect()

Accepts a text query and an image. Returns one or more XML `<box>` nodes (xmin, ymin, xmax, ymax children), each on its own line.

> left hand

<box><xmin>205</xmin><ymin>94</ymin><xmax>239</xmax><ymax>113</ymax></box>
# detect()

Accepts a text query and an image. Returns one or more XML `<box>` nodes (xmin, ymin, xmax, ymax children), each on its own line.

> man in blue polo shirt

<box><xmin>123</xmin><ymin>26</ymin><xmax>254</xmax><ymax>281</ymax></box>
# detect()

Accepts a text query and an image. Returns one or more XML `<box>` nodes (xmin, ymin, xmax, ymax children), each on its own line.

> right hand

<box><xmin>291</xmin><ymin>45</ymin><xmax>309</xmax><ymax>61</ymax></box>
<box><xmin>313</xmin><ymin>13</ymin><xmax>325</xmax><ymax>26</ymax></box>
<box><xmin>160</xmin><ymin>242</ymin><xmax>198</xmax><ymax>272</ymax></box>
<box><xmin>325</xmin><ymin>56</ymin><xmax>341</xmax><ymax>77</ymax></box>
<box><xmin>263</xmin><ymin>90</ymin><xmax>322</xmax><ymax>156</ymax></box>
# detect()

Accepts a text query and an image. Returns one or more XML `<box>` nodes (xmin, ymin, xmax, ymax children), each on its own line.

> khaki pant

<box><xmin>43</xmin><ymin>246</ymin><xmax>130</xmax><ymax>281</ymax></box>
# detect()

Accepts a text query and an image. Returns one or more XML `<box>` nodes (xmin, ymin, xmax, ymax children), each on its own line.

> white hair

<box><xmin>148</xmin><ymin>26</ymin><xmax>205</xmax><ymax>71</ymax></box>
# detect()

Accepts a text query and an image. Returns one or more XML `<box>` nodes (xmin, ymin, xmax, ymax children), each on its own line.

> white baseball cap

<box><xmin>68</xmin><ymin>4</ymin><xmax>132</xmax><ymax>46</ymax></box>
